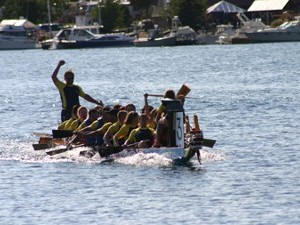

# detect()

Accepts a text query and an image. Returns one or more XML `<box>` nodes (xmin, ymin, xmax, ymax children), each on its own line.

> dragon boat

<box><xmin>33</xmin><ymin>97</ymin><xmax>216</xmax><ymax>163</ymax></box>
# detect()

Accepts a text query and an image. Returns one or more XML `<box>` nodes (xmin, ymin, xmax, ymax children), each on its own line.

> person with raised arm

<box><xmin>52</xmin><ymin>60</ymin><xmax>103</xmax><ymax>122</ymax></box>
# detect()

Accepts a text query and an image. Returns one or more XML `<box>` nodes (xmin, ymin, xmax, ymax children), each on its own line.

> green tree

<box><xmin>130</xmin><ymin>0</ymin><xmax>157</xmax><ymax>10</ymax></box>
<box><xmin>130</xmin><ymin>0</ymin><xmax>158</xmax><ymax>18</ymax></box>
<box><xmin>168</xmin><ymin>0</ymin><xmax>207</xmax><ymax>30</ymax></box>
<box><xmin>92</xmin><ymin>0</ymin><xmax>132</xmax><ymax>33</ymax></box>
<box><xmin>1</xmin><ymin>0</ymin><xmax>69</xmax><ymax>24</ymax></box>
<box><xmin>115</xmin><ymin>6</ymin><xmax>132</xmax><ymax>29</ymax></box>
<box><xmin>0</xmin><ymin>0</ymin><xmax>6</xmax><ymax>6</ymax></box>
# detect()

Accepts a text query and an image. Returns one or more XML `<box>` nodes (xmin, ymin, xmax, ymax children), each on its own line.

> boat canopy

<box><xmin>248</xmin><ymin>0</ymin><xmax>289</xmax><ymax>12</ymax></box>
<box><xmin>206</xmin><ymin>0</ymin><xmax>245</xmax><ymax>14</ymax></box>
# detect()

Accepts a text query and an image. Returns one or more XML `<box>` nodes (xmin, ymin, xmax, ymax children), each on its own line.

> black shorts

<box><xmin>61</xmin><ymin>109</ymin><xmax>72</xmax><ymax>122</ymax></box>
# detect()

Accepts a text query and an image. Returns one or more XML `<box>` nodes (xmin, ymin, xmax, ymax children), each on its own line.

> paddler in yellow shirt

<box><xmin>147</xmin><ymin>108</ymin><xmax>157</xmax><ymax>130</ymax></box>
<box><xmin>103</xmin><ymin>110</ymin><xmax>128</xmax><ymax>146</ymax></box>
<box><xmin>75</xmin><ymin>108</ymin><xmax>100</xmax><ymax>131</ymax></box>
<box><xmin>124</xmin><ymin>114</ymin><xmax>155</xmax><ymax>148</ymax></box>
<box><xmin>75</xmin><ymin>109</ymin><xmax>118</xmax><ymax>146</ymax></box>
<box><xmin>58</xmin><ymin>105</ymin><xmax>80</xmax><ymax>130</ymax></box>
<box><xmin>113</xmin><ymin>111</ymin><xmax>139</xmax><ymax>146</ymax></box>
<box><xmin>68</xmin><ymin>106</ymin><xmax>88</xmax><ymax>131</ymax></box>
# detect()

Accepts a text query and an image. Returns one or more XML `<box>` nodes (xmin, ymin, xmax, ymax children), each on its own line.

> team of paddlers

<box><xmin>50</xmin><ymin>60</ymin><xmax>196</xmax><ymax>150</ymax></box>
<box><xmin>55</xmin><ymin>91</ymin><xmax>188</xmax><ymax>149</ymax></box>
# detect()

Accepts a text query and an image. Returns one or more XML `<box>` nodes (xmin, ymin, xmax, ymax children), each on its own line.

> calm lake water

<box><xmin>0</xmin><ymin>43</ymin><xmax>300</xmax><ymax>225</ymax></box>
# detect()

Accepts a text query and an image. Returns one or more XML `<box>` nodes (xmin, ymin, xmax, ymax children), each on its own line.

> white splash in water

<box><xmin>0</xmin><ymin>138</ymin><xmax>42</xmax><ymax>161</ymax></box>
<box><xmin>0</xmin><ymin>137</ymin><xmax>225</xmax><ymax>167</ymax></box>
<box><xmin>115</xmin><ymin>152</ymin><xmax>173</xmax><ymax>167</ymax></box>
<box><xmin>200</xmin><ymin>149</ymin><xmax>226</xmax><ymax>162</ymax></box>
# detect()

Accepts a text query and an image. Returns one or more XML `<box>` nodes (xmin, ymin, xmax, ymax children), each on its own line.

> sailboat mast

<box><xmin>47</xmin><ymin>0</ymin><xmax>53</xmax><ymax>37</ymax></box>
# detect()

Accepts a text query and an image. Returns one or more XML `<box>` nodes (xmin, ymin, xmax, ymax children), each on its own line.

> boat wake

<box><xmin>115</xmin><ymin>152</ymin><xmax>173</xmax><ymax>167</ymax></box>
<box><xmin>0</xmin><ymin>138</ymin><xmax>225</xmax><ymax>167</ymax></box>
<box><xmin>113</xmin><ymin>150</ymin><xmax>225</xmax><ymax>167</ymax></box>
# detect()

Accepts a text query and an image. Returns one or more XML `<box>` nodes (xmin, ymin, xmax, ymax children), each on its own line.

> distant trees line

<box><xmin>0</xmin><ymin>0</ymin><xmax>207</xmax><ymax>32</ymax></box>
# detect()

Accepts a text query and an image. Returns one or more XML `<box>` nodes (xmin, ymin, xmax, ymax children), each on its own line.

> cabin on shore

<box><xmin>248</xmin><ymin>0</ymin><xmax>300</xmax><ymax>25</ymax></box>
<box><xmin>206</xmin><ymin>0</ymin><xmax>300</xmax><ymax>27</ymax></box>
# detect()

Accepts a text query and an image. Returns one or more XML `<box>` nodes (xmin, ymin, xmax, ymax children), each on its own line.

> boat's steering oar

<box><xmin>146</xmin><ymin>93</ymin><xmax>201</xmax><ymax>99</ymax></box>
<box><xmin>202</xmin><ymin>138</ymin><xmax>216</xmax><ymax>148</ymax></box>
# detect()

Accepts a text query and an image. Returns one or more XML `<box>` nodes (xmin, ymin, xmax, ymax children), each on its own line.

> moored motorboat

<box><xmin>134</xmin><ymin>35</ymin><xmax>176</xmax><ymax>47</ymax></box>
<box><xmin>0</xmin><ymin>19</ymin><xmax>38</xmax><ymax>50</ymax></box>
<box><xmin>245</xmin><ymin>17</ymin><xmax>300</xmax><ymax>43</ymax></box>
<box><xmin>41</xmin><ymin>26</ymin><xmax>134</xmax><ymax>49</ymax></box>
<box><xmin>134</xmin><ymin>16</ymin><xmax>197</xmax><ymax>47</ymax></box>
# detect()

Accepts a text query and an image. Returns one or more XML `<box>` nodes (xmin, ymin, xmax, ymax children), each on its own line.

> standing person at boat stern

<box><xmin>52</xmin><ymin>60</ymin><xmax>103</xmax><ymax>122</ymax></box>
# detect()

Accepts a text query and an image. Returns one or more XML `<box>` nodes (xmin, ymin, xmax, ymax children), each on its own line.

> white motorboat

<box><xmin>41</xmin><ymin>26</ymin><xmax>134</xmax><ymax>49</ymax></box>
<box><xmin>197</xmin><ymin>24</ymin><xmax>235</xmax><ymax>45</ymax></box>
<box><xmin>0</xmin><ymin>19</ymin><xmax>37</xmax><ymax>50</ymax></box>
<box><xmin>245</xmin><ymin>17</ymin><xmax>300</xmax><ymax>43</ymax></box>
<box><xmin>134</xmin><ymin>35</ymin><xmax>177</xmax><ymax>47</ymax></box>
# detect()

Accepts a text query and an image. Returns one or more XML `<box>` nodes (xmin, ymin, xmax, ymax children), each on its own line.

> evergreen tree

<box><xmin>1</xmin><ymin>0</ymin><xmax>69</xmax><ymax>24</ymax></box>
<box><xmin>130</xmin><ymin>0</ymin><xmax>157</xmax><ymax>11</ymax></box>
<box><xmin>168</xmin><ymin>0</ymin><xmax>207</xmax><ymax>30</ymax></box>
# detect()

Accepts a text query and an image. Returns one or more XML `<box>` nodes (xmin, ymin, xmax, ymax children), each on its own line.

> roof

<box><xmin>207</xmin><ymin>0</ymin><xmax>246</xmax><ymax>14</ymax></box>
<box><xmin>248</xmin><ymin>0</ymin><xmax>289</xmax><ymax>12</ymax></box>
<box><xmin>0</xmin><ymin>19</ymin><xmax>36</xmax><ymax>28</ymax></box>
<box><xmin>207</xmin><ymin>0</ymin><xmax>254</xmax><ymax>9</ymax></box>
<box><xmin>79</xmin><ymin>0</ymin><xmax>130</xmax><ymax>6</ymax></box>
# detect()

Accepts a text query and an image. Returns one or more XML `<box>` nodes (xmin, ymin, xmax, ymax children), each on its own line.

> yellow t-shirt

<box><xmin>54</xmin><ymin>79</ymin><xmax>85</xmax><ymax>110</ymax></box>
<box><xmin>147</xmin><ymin>120</ymin><xmax>156</xmax><ymax>130</ymax></box>
<box><xmin>58</xmin><ymin>118</ymin><xmax>75</xmax><ymax>130</ymax></box>
<box><xmin>75</xmin><ymin>121</ymin><xmax>87</xmax><ymax>131</ymax></box>
<box><xmin>127</xmin><ymin>127</ymin><xmax>155</xmax><ymax>143</ymax></box>
<box><xmin>68</xmin><ymin>119</ymin><xmax>82</xmax><ymax>131</ymax></box>
<box><xmin>90</xmin><ymin>120</ymin><xmax>101</xmax><ymax>131</ymax></box>
<box><xmin>114</xmin><ymin>124</ymin><xmax>136</xmax><ymax>141</ymax></box>
<box><xmin>95</xmin><ymin>122</ymin><xmax>112</xmax><ymax>135</ymax></box>
<box><xmin>157</xmin><ymin>104</ymin><xmax>166</xmax><ymax>114</ymax></box>
<box><xmin>106</xmin><ymin>121</ymin><xmax>122</xmax><ymax>135</ymax></box>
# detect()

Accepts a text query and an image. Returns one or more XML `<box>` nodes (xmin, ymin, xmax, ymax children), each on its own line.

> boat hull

<box><xmin>123</xmin><ymin>147</ymin><xmax>185</xmax><ymax>160</ymax></box>
<box><xmin>42</xmin><ymin>39</ymin><xmax>133</xmax><ymax>49</ymax></box>
<box><xmin>75</xmin><ymin>39</ymin><xmax>134</xmax><ymax>48</ymax></box>
<box><xmin>134</xmin><ymin>36</ymin><xmax>176</xmax><ymax>47</ymax></box>
<box><xmin>246</xmin><ymin>32</ymin><xmax>300</xmax><ymax>43</ymax></box>
<box><xmin>93</xmin><ymin>145</ymin><xmax>186</xmax><ymax>160</ymax></box>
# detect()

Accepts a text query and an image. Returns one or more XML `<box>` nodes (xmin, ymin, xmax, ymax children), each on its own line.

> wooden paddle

<box><xmin>32</xmin><ymin>143</ymin><xmax>51</xmax><ymax>150</ymax></box>
<box><xmin>46</xmin><ymin>147</ymin><xmax>70</xmax><ymax>156</ymax></box>
<box><xmin>52</xmin><ymin>129</ymin><xmax>73</xmax><ymax>138</ymax></box>
<box><xmin>95</xmin><ymin>142</ymin><xmax>141</xmax><ymax>157</ymax></box>
<box><xmin>45</xmin><ymin>144</ymin><xmax>84</xmax><ymax>156</ymax></box>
